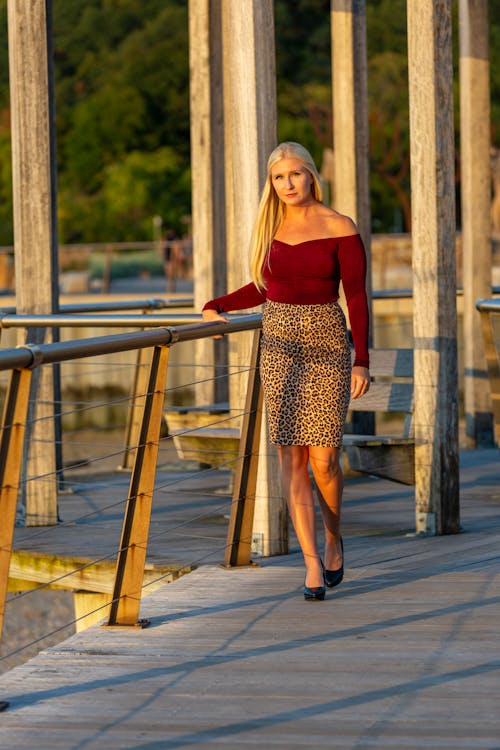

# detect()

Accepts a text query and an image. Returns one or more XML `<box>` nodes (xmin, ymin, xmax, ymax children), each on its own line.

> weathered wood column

<box><xmin>8</xmin><ymin>0</ymin><xmax>59</xmax><ymax>525</ymax></box>
<box><xmin>189</xmin><ymin>0</ymin><xmax>228</xmax><ymax>405</ymax></box>
<box><xmin>221</xmin><ymin>0</ymin><xmax>287</xmax><ymax>556</ymax></box>
<box><xmin>459</xmin><ymin>0</ymin><xmax>493</xmax><ymax>447</ymax></box>
<box><xmin>331</xmin><ymin>0</ymin><xmax>373</xmax><ymax>439</ymax></box>
<box><xmin>330</xmin><ymin>0</ymin><xmax>371</xmax><ymax>261</ymax></box>
<box><xmin>407</xmin><ymin>0</ymin><xmax>460</xmax><ymax>535</ymax></box>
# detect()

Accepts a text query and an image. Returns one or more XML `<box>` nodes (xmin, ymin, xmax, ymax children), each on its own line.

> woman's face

<box><xmin>270</xmin><ymin>157</ymin><xmax>315</xmax><ymax>207</ymax></box>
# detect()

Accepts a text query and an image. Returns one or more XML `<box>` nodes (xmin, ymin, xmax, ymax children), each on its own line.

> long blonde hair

<box><xmin>250</xmin><ymin>142</ymin><xmax>323</xmax><ymax>290</ymax></box>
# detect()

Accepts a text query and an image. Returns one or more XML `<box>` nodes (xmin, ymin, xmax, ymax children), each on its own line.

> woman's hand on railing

<box><xmin>202</xmin><ymin>308</ymin><xmax>230</xmax><ymax>338</ymax></box>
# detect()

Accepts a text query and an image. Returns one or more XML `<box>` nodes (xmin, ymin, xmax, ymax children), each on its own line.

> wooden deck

<box><xmin>0</xmin><ymin>448</ymin><xmax>499</xmax><ymax>748</ymax></box>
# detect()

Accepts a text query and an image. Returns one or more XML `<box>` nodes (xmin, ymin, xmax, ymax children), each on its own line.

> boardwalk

<box><xmin>0</xmin><ymin>449</ymin><xmax>499</xmax><ymax>749</ymax></box>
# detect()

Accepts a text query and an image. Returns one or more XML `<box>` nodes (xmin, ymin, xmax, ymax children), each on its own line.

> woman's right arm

<box><xmin>202</xmin><ymin>282</ymin><xmax>267</xmax><ymax>314</ymax></box>
<box><xmin>202</xmin><ymin>281</ymin><xmax>267</xmax><ymax>336</ymax></box>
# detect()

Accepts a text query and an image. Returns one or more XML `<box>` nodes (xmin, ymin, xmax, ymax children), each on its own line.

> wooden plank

<box><xmin>8</xmin><ymin>550</ymin><xmax>180</xmax><ymax>595</ymax></box>
<box><xmin>0</xmin><ymin>454</ymin><xmax>499</xmax><ymax>748</ymax></box>
<box><xmin>172</xmin><ymin>428</ymin><xmax>240</xmax><ymax>467</ymax></box>
<box><xmin>344</xmin><ymin>443</ymin><xmax>415</xmax><ymax>485</ymax></box>
<box><xmin>348</xmin><ymin>382</ymin><xmax>413</xmax><ymax>413</ymax></box>
<box><xmin>343</xmin><ymin>435</ymin><xmax>414</xmax><ymax>447</ymax></box>
<box><xmin>367</xmin><ymin>347</ymin><xmax>413</xmax><ymax>377</ymax></box>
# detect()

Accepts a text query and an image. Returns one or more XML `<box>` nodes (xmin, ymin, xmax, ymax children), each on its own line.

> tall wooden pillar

<box><xmin>8</xmin><ymin>0</ymin><xmax>58</xmax><ymax>525</ymax></box>
<box><xmin>330</xmin><ymin>1</ymin><xmax>371</xmax><ymax>274</ymax></box>
<box><xmin>407</xmin><ymin>0</ymin><xmax>460</xmax><ymax>535</ymax></box>
<box><xmin>189</xmin><ymin>0</ymin><xmax>228</xmax><ymax>406</ymax></box>
<box><xmin>459</xmin><ymin>0</ymin><xmax>493</xmax><ymax>447</ymax></box>
<box><xmin>221</xmin><ymin>0</ymin><xmax>286</xmax><ymax>556</ymax></box>
<box><xmin>331</xmin><ymin>0</ymin><xmax>373</xmax><ymax>440</ymax></box>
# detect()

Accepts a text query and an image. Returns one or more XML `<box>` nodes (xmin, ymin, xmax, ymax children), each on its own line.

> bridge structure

<box><xmin>0</xmin><ymin>2</ymin><xmax>499</xmax><ymax>742</ymax></box>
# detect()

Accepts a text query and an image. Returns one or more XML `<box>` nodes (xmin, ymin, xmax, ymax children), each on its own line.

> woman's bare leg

<box><xmin>309</xmin><ymin>446</ymin><xmax>343</xmax><ymax>570</ymax></box>
<box><xmin>278</xmin><ymin>445</ymin><xmax>323</xmax><ymax>588</ymax></box>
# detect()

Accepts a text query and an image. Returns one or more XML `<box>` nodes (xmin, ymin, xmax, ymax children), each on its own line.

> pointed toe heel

<box><xmin>325</xmin><ymin>537</ymin><xmax>344</xmax><ymax>589</ymax></box>
<box><xmin>304</xmin><ymin>561</ymin><xmax>326</xmax><ymax>600</ymax></box>
<box><xmin>303</xmin><ymin>584</ymin><xmax>326</xmax><ymax>601</ymax></box>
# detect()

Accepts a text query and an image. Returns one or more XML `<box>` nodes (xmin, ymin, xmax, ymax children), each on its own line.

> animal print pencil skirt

<box><xmin>260</xmin><ymin>300</ymin><xmax>352</xmax><ymax>447</ymax></box>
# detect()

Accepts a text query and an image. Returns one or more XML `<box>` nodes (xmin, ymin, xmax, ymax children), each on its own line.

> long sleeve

<box><xmin>338</xmin><ymin>235</ymin><xmax>370</xmax><ymax>368</ymax></box>
<box><xmin>202</xmin><ymin>281</ymin><xmax>267</xmax><ymax>313</ymax></box>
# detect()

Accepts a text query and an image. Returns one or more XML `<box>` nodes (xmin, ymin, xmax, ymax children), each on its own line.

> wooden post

<box><xmin>189</xmin><ymin>0</ymin><xmax>228</xmax><ymax>406</ymax></box>
<box><xmin>407</xmin><ymin>0</ymin><xmax>460</xmax><ymax>535</ymax></box>
<box><xmin>224</xmin><ymin>330</ymin><xmax>264</xmax><ymax>567</ymax></box>
<box><xmin>478</xmin><ymin>308</ymin><xmax>500</xmax><ymax>448</ymax></box>
<box><xmin>459</xmin><ymin>0</ymin><xmax>493</xmax><ymax>447</ymax></box>
<box><xmin>74</xmin><ymin>591</ymin><xmax>112</xmax><ymax>632</ymax></box>
<box><xmin>107</xmin><ymin>345</ymin><xmax>170</xmax><ymax>628</ymax></box>
<box><xmin>331</xmin><ymin>0</ymin><xmax>374</xmax><ymax>436</ymax></box>
<box><xmin>7</xmin><ymin>0</ymin><xmax>59</xmax><ymax>525</ymax></box>
<box><xmin>221</xmin><ymin>0</ymin><xmax>286</xmax><ymax>556</ymax></box>
<box><xmin>119</xmin><ymin>346</ymin><xmax>152</xmax><ymax>470</ymax></box>
<box><xmin>0</xmin><ymin>367</ymin><xmax>33</xmax><ymax>643</ymax></box>
<box><xmin>330</xmin><ymin>0</ymin><xmax>371</xmax><ymax>261</ymax></box>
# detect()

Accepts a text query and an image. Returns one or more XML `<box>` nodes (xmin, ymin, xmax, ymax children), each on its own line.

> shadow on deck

<box><xmin>0</xmin><ymin>447</ymin><xmax>499</xmax><ymax>748</ymax></box>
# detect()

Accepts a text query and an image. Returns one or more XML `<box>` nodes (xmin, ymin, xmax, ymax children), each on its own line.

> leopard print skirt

<box><xmin>260</xmin><ymin>300</ymin><xmax>351</xmax><ymax>447</ymax></box>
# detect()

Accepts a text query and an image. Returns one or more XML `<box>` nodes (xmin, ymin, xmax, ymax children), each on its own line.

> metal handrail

<box><xmin>0</xmin><ymin>313</ymin><xmax>263</xmax><ymax>637</ymax></box>
<box><xmin>0</xmin><ymin>313</ymin><xmax>202</xmax><ymax>329</ymax></box>
<box><xmin>0</xmin><ymin>297</ymin><xmax>194</xmax><ymax>317</ymax></box>
<box><xmin>0</xmin><ymin>314</ymin><xmax>262</xmax><ymax>369</ymax></box>
<box><xmin>476</xmin><ymin>298</ymin><xmax>500</xmax><ymax>313</ymax></box>
<box><xmin>374</xmin><ymin>286</ymin><xmax>500</xmax><ymax>300</ymax></box>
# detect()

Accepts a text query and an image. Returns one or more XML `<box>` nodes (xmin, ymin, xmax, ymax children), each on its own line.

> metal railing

<box><xmin>0</xmin><ymin>313</ymin><xmax>262</xmax><ymax>640</ymax></box>
<box><xmin>476</xmin><ymin>298</ymin><xmax>500</xmax><ymax>447</ymax></box>
<box><xmin>0</xmin><ymin>297</ymin><xmax>194</xmax><ymax>316</ymax></box>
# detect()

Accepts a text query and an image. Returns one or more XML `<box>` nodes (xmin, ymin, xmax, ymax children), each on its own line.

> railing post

<box><xmin>224</xmin><ymin>330</ymin><xmax>263</xmax><ymax>567</ymax></box>
<box><xmin>119</xmin><ymin>345</ymin><xmax>153</xmax><ymax>471</ymax></box>
<box><xmin>0</xmin><ymin>367</ymin><xmax>32</xmax><ymax>642</ymax></box>
<box><xmin>107</xmin><ymin>344</ymin><xmax>170</xmax><ymax>627</ymax></box>
<box><xmin>479</xmin><ymin>310</ymin><xmax>500</xmax><ymax>447</ymax></box>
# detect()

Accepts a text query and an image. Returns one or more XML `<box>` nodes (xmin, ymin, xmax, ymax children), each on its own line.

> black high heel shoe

<box><xmin>304</xmin><ymin>562</ymin><xmax>326</xmax><ymax>601</ymax></box>
<box><xmin>304</xmin><ymin>581</ymin><xmax>326</xmax><ymax>601</ymax></box>
<box><xmin>324</xmin><ymin>537</ymin><xmax>344</xmax><ymax>589</ymax></box>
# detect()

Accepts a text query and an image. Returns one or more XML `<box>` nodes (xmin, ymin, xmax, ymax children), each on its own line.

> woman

<box><xmin>202</xmin><ymin>142</ymin><xmax>370</xmax><ymax>601</ymax></box>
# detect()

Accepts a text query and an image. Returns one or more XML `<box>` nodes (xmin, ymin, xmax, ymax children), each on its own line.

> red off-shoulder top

<box><xmin>203</xmin><ymin>233</ymin><xmax>370</xmax><ymax>368</ymax></box>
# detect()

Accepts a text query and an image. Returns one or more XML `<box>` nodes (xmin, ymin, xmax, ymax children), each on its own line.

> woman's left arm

<box><xmin>338</xmin><ymin>234</ymin><xmax>371</xmax><ymax>398</ymax></box>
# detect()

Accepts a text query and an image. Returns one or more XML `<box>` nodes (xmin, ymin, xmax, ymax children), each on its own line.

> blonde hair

<box><xmin>250</xmin><ymin>142</ymin><xmax>323</xmax><ymax>290</ymax></box>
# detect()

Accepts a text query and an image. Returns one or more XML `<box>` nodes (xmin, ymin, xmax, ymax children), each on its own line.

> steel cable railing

<box><xmin>0</xmin><ymin>314</ymin><xmax>263</xmax><ymax>669</ymax></box>
<box><xmin>1</xmin><ymin>457</ymin><xmax>261</xmax><ymax>667</ymax></box>
<box><xmin>5</xmin><ymin>291</ymin><xmax>490</xmax><ymax>668</ymax></box>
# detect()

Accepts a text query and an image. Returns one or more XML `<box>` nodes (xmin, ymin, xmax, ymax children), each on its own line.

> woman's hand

<box><xmin>202</xmin><ymin>308</ymin><xmax>229</xmax><ymax>338</ymax></box>
<box><xmin>350</xmin><ymin>366</ymin><xmax>370</xmax><ymax>400</ymax></box>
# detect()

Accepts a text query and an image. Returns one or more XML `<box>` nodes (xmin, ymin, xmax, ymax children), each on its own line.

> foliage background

<box><xmin>0</xmin><ymin>0</ymin><xmax>498</xmax><ymax>244</ymax></box>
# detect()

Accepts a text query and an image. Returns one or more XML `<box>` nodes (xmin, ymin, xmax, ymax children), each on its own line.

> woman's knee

<box><xmin>279</xmin><ymin>445</ymin><xmax>309</xmax><ymax>474</ymax></box>
<box><xmin>309</xmin><ymin>449</ymin><xmax>342</xmax><ymax>481</ymax></box>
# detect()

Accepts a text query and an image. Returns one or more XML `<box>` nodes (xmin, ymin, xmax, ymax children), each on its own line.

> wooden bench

<box><xmin>343</xmin><ymin>348</ymin><xmax>414</xmax><ymax>485</ymax></box>
<box><xmin>168</xmin><ymin>349</ymin><xmax>415</xmax><ymax>484</ymax></box>
<box><xmin>165</xmin><ymin>403</ymin><xmax>240</xmax><ymax>469</ymax></box>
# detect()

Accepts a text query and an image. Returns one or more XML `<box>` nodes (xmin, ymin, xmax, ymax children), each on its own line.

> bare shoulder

<box><xmin>322</xmin><ymin>208</ymin><xmax>358</xmax><ymax>237</ymax></box>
